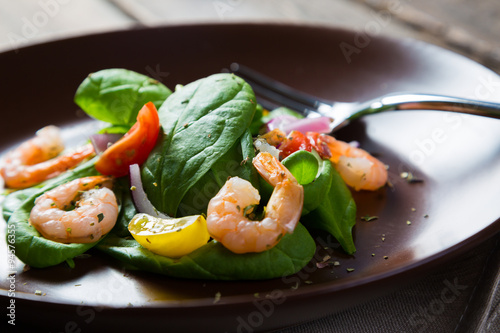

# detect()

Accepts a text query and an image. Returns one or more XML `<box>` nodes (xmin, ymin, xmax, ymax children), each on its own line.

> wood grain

<box><xmin>0</xmin><ymin>0</ymin><xmax>134</xmax><ymax>51</ymax></box>
<box><xmin>0</xmin><ymin>0</ymin><xmax>498</xmax><ymax>73</ymax></box>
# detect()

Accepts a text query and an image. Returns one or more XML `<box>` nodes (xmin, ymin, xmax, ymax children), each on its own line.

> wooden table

<box><xmin>1</xmin><ymin>0</ymin><xmax>499</xmax><ymax>74</ymax></box>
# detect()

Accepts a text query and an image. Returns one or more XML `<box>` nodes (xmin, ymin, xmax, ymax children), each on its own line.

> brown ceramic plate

<box><xmin>1</xmin><ymin>23</ymin><xmax>500</xmax><ymax>333</ymax></box>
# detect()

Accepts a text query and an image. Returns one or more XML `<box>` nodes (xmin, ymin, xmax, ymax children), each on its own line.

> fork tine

<box><xmin>231</xmin><ymin>63</ymin><xmax>321</xmax><ymax>113</ymax></box>
<box><xmin>244</xmin><ymin>77</ymin><xmax>317</xmax><ymax>114</ymax></box>
<box><xmin>246</xmin><ymin>91</ymin><xmax>285</xmax><ymax>112</ymax></box>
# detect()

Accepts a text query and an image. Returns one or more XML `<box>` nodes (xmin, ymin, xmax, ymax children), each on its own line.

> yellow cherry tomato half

<box><xmin>128</xmin><ymin>213</ymin><xmax>210</xmax><ymax>258</ymax></box>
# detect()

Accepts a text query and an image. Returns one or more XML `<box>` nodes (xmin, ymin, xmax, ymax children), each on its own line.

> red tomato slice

<box><xmin>278</xmin><ymin>131</ymin><xmax>332</xmax><ymax>160</ymax></box>
<box><xmin>306</xmin><ymin>132</ymin><xmax>332</xmax><ymax>159</ymax></box>
<box><xmin>279</xmin><ymin>130</ymin><xmax>314</xmax><ymax>159</ymax></box>
<box><xmin>95</xmin><ymin>102</ymin><xmax>160</xmax><ymax>177</ymax></box>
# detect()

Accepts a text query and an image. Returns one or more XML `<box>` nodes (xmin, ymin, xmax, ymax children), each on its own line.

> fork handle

<box><xmin>362</xmin><ymin>93</ymin><xmax>500</xmax><ymax>119</ymax></box>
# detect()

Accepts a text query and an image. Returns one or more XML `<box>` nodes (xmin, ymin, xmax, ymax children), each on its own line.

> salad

<box><xmin>1</xmin><ymin>69</ymin><xmax>388</xmax><ymax>280</ymax></box>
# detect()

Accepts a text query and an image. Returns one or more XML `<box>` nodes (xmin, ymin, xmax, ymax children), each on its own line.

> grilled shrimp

<box><xmin>260</xmin><ymin>129</ymin><xmax>387</xmax><ymax>191</ymax></box>
<box><xmin>320</xmin><ymin>135</ymin><xmax>388</xmax><ymax>191</ymax></box>
<box><xmin>0</xmin><ymin>125</ymin><xmax>94</xmax><ymax>189</ymax></box>
<box><xmin>29</xmin><ymin>176</ymin><xmax>118</xmax><ymax>243</ymax></box>
<box><xmin>206</xmin><ymin>152</ymin><xmax>303</xmax><ymax>254</ymax></box>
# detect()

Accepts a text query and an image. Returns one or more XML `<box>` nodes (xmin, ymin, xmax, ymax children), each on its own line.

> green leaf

<box><xmin>301</xmin><ymin>160</ymin><xmax>334</xmax><ymax>215</ymax></box>
<box><xmin>2</xmin><ymin>188</ymin><xmax>38</xmax><ymax>222</ymax></box>
<box><xmin>112</xmin><ymin>178</ymin><xmax>137</xmax><ymax>238</ymax></box>
<box><xmin>282</xmin><ymin>150</ymin><xmax>333</xmax><ymax>215</ymax></box>
<box><xmin>303</xmin><ymin>167</ymin><xmax>357</xmax><ymax>254</ymax></box>
<box><xmin>248</xmin><ymin>103</ymin><xmax>264</xmax><ymax>135</ymax></box>
<box><xmin>262</xmin><ymin>106</ymin><xmax>304</xmax><ymax>122</ymax></box>
<box><xmin>142</xmin><ymin>73</ymin><xmax>257</xmax><ymax>216</ymax></box>
<box><xmin>98</xmin><ymin>125</ymin><xmax>130</xmax><ymax>135</ymax></box>
<box><xmin>97</xmin><ymin>222</ymin><xmax>315</xmax><ymax>280</ymax></box>
<box><xmin>282</xmin><ymin>150</ymin><xmax>319</xmax><ymax>184</ymax></box>
<box><xmin>176</xmin><ymin>129</ymin><xmax>258</xmax><ymax>216</ymax></box>
<box><xmin>6</xmin><ymin>158</ymin><xmax>104</xmax><ymax>268</ymax></box>
<box><xmin>74</xmin><ymin>68</ymin><xmax>172</xmax><ymax>126</ymax></box>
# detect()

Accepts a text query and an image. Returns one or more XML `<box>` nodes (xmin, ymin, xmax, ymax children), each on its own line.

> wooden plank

<box><xmin>108</xmin><ymin>0</ymin><xmax>459</xmax><ymax>65</ymax></box>
<box><xmin>1</xmin><ymin>0</ymin><xmax>498</xmax><ymax>74</ymax></box>
<box><xmin>357</xmin><ymin>0</ymin><xmax>500</xmax><ymax>73</ymax></box>
<box><xmin>109</xmin><ymin>0</ymin><xmax>425</xmax><ymax>40</ymax></box>
<box><xmin>0</xmin><ymin>0</ymin><xmax>135</xmax><ymax>51</ymax></box>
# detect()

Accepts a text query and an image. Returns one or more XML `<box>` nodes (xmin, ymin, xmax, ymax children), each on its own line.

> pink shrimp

<box><xmin>259</xmin><ymin>128</ymin><xmax>388</xmax><ymax>191</ymax></box>
<box><xmin>320</xmin><ymin>134</ymin><xmax>388</xmax><ymax>191</ymax></box>
<box><xmin>0</xmin><ymin>125</ymin><xmax>95</xmax><ymax>189</ymax></box>
<box><xmin>206</xmin><ymin>152</ymin><xmax>303</xmax><ymax>254</ymax></box>
<box><xmin>29</xmin><ymin>176</ymin><xmax>118</xmax><ymax>244</ymax></box>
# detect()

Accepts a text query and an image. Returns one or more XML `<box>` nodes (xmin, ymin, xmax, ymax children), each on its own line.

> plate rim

<box><xmin>1</xmin><ymin>21</ymin><xmax>500</xmax><ymax>329</ymax></box>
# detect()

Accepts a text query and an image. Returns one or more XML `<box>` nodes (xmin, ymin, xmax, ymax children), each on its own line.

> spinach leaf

<box><xmin>303</xmin><ymin>167</ymin><xmax>357</xmax><ymax>254</ymax></box>
<box><xmin>112</xmin><ymin>177</ymin><xmax>137</xmax><ymax>238</ymax></box>
<box><xmin>98</xmin><ymin>222</ymin><xmax>315</xmax><ymax>280</ymax></box>
<box><xmin>98</xmin><ymin>125</ymin><xmax>130</xmax><ymax>135</ymax></box>
<box><xmin>282</xmin><ymin>150</ymin><xmax>319</xmax><ymax>185</ymax></box>
<box><xmin>7</xmin><ymin>159</ymin><xmax>104</xmax><ymax>268</ymax></box>
<box><xmin>281</xmin><ymin>150</ymin><xmax>333</xmax><ymax>215</ymax></box>
<box><xmin>142</xmin><ymin>73</ymin><xmax>257</xmax><ymax>216</ymax></box>
<box><xmin>248</xmin><ymin>103</ymin><xmax>264</xmax><ymax>135</ymax></box>
<box><xmin>2</xmin><ymin>188</ymin><xmax>38</xmax><ymax>222</ymax></box>
<box><xmin>279</xmin><ymin>150</ymin><xmax>356</xmax><ymax>253</ymax></box>
<box><xmin>262</xmin><ymin>106</ymin><xmax>304</xmax><ymax>123</ymax></box>
<box><xmin>177</xmin><ymin>129</ymin><xmax>258</xmax><ymax>216</ymax></box>
<box><xmin>74</xmin><ymin>68</ymin><xmax>172</xmax><ymax>126</ymax></box>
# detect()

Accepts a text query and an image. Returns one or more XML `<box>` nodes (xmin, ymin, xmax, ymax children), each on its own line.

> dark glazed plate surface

<box><xmin>1</xmin><ymin>23</ymin><xmax>500</xmax><ymax>333</ymax></box>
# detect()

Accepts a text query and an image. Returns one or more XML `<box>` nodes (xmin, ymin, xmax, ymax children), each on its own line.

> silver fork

<box><xmin>230</xmin><ymin>63</ymin><xmax>500</xmax><ymax>132</ymax></box>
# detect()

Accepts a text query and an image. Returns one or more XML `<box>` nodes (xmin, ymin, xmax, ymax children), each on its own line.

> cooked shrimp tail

<box><xmin>258</xmin><ymin>129</ymin><xmax>387</xmax><ymax>190</ymax></box>
<box><xmin>0</xmin><ymin>126</ymin><xmax>95</xmax><ymax>189</ymax></box>
<box><xmin>252</xmin><ymin>150</ymin><xmax>296</xmax><ymax>187</ymax></box>
<box><xmin>320</xmin><ymin>135</ymin><xmax>388</xmax><ymax>191</ymax></box>
<box><xmin>252</xmin><ymin>152</ymin><xmax>303</xmax><ymax>233</ymax></box>
<box><xmin>29</xmin><ymin>176</ymin><xmax>118</xmax><ymax>244</ymax></box>
<box><xmin>206</xmin><ymin>152</ymin><xmax>303</xmax><ymax>254</ymax></box>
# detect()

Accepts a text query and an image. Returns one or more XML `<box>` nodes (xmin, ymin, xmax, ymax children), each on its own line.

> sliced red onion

<box><xmin>90</xmin><ymin>133</ymin><xmax>122</xmax><ymax>154</ymax></box>
<box><xmin>129</xmin><ymin>164</ymin><xmax>170</xmax><ymax>219</ymax></box>
<box><xmin>266</xmin><ymin>115</ymin><xmax>332</xmax><ymax>134</ymax></box>
<box><xmin>265</xmin><ymin>115</ymin><xmax>298</xmax><ymax>133</ymax></box>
